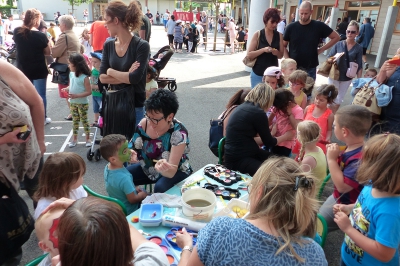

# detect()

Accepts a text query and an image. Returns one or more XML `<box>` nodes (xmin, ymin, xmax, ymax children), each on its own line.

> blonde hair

<box><xmin>81</xmin><ymin>28</ymin><xmax>89</xmax><ymax>39</ymax></box>
<box><xmin>297</xmin><ymin>121</ymin><xmax>321</xmax><ymax>161</ymax></box>
<box><xmin>245</xmin><ymin>83</ymin><xmax>275</xmax><ymax>110</ymax></box>
<box><xmin>357</xmin><ymin>134</ymin><xmax>400</xmax><ymax>194</ymax></box>
<box><xmin>59</xmin><ymin>15</ymin><xmax>75</xmax><ymax>30</ymax></box>
<box><xmin>247</xmin><ymin>157</ymin><xmax>319</xmax><ymax>262</ymax></box>
<box><xmin>281</xmin><ymin>58</ymin><xmax>297</xmax><ymax>70</ymax></box>
<box><xmin>348</xmin><ymin>20</ymin><xmax>359</xmax><ymax>32</ymax></box>
<box><xmin>288</xmin><ymin>70</ymin><xmax>307</xmax><ymax>85</ymax></box>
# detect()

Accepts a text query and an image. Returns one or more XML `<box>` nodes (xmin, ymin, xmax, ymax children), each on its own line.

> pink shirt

<box><xmin>274</xmin><ymin>105</ymin><xmax>303</xmax><ymax>149</ymax></box>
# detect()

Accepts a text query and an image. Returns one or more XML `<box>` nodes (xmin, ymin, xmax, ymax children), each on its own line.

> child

<box><xmin>280</xmin><ymin>58</ymin><xmax>297</xmax><ymax>87</ymax></box>
<box><xmin>35</xmin><ymin>207</ymin><xmax>65</xmax><ymax>266</ymax></box>
<box><xmin>80</xmin><ymin>28</ymin><xmax>92</xmax><ymax>59</ymax></box>
<box><xmin>146</xmin><ymin>64</ymin><xmax>158</xmax><ymax>99</ymax></box>
<box><xmin>288</xmin><ymin>70</ymin><xmax>307</xmax><ymax>109</ymax></box>
<box><xmin>297</xmin><ymin>120</ymin><xmax>327</xmax><ymax>189</ymax></box>
<box><xmin>263</xmin><ymin>66</ymin><xmax>285</xmax><ymax>90</ymax></box>
<box><xmin>269</xmin><ymin>89</ymin><xmax>303</xmax><ymax>157</ymax></box>
<box><xmin>364</xmin><ymin>68</ymin><xmax>377</xmax><ymax>78</ymax></box>
<box><xmin>33</xmin><ymin>152</ymin><xmax>87</xmax><ymax>219</ymax></box>
<box><xmin>185</xmin><ymin>28</ymin><xmax>194</xmax><ymax>53</ymax></box>
<box><xmin>319</xmin><ymin>105</ymin><xmax>372</xmax><ymax>232</ymax></box>
<box><xmin>89</xmin><ymin>52</ymin><xmax>103</xmax><ymax>126</ymax></box>
<box><xmin>63</xmin><ymin>53</ymin><xmax>92</xmax><ymax>148</ymax></box>
<box><xmin>334</xmin><ymin>134</ymin><xmax>400</xmax><ymax>266</ymax></box>
<box><xmin>47</xmin><ymin>22</ymin><xmax>56</xmax><ymax>44</ymax></box>
<box><xmin>100</xmin><ymin>134</ymin><xmax>147</xmax><ymax>214</ymax></box>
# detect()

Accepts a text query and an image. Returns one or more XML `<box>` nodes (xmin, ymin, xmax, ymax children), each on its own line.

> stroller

<box><xmin>150</xmin><ymin>45</ymin><xmax>177</xmax><ymax>92</ymax></box>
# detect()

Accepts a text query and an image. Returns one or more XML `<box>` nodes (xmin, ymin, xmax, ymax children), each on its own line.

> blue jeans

<box><xmin>127</xmin><ymin>163</ymin><xmax>188</xmax><ymax>193</ymax></box>
<box><xmin>92</xmin><ymin>95</ymin><xmax>102</xmax><ymax>113</ymax></box>
<box><xmin>163</xmin><ymin>20</ymin><xmax>168</xmax><ymax>27</ymax></box>
<box><xmin>305</xmin><ymin>67</ymin><xmax>317</xmax><ymax>81</ymax></box>
<box><xmin>135</xmin><ymin>107</ymin><xmax>144</xmax><ymax>126</ymax></box>
<box><xmin>250</xmin><ymin>70</ymin><xmax>263</xmax><ymax>89</ymax></box>
<box><xmin>32</xmin><ymin>78</ymin><xmax>47</xmax><ymax>117</ymax></box>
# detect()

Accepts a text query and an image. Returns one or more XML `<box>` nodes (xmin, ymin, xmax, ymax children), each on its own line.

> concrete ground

<box><xmin>17</xmin><ymin>24</ymin><xmax>381</xmax><ymax>265</ymax></box>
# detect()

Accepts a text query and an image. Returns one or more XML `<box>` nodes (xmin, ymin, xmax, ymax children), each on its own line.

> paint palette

<box><xmin>148</xmin><ymin>236</ymin><xmax>179</xmax><ymax>266</ymax></box>
<box><xmin>203</xmin><ymin>183</ymin><xmax>241</xmax><ymax>200</ymax></box>
<box><xmin>165</xmin><ymin>227</ymin><xmax>198</xmax><ymax>251</ymax></box>
<box><xmin>214</xmin><ymin>198</ymin><xmax>250</xmax><ymax>219</ymax></box>
<box><xmin>204</xmin><ymin>165</ymin><xmax>243</xmax><ymax>186</ymax></box>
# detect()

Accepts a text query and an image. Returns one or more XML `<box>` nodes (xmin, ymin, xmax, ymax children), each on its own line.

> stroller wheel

<box><xmin>168</xmin><ymin>81</ymin><xmax>177</xmax><ymax>92</ymax></box>
<box><xmin>95</xmin><ymin>149</ymin><xmax>101</xmax><ymax>161</ymax></box>
<box><xmin>87</xmin><ymin>148</ymin><xmax>94</xmax><ymax>161</ymax></box>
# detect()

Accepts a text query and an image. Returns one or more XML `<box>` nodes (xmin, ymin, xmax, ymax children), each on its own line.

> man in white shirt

<box><xmin>163</xmin><ymin>10</ymin><xmax>169</xmax><ymax>28</ymax></box>
<box><xmin>277</xmin><ymin>15</ymin><xmax>286</xmax><ymax>35</ymax></box>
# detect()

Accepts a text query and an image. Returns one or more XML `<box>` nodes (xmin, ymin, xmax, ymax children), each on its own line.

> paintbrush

<box><xmin>153</xmin><ymin>159</ymin><xmax>178</xmax><ymax>168</ymax></box>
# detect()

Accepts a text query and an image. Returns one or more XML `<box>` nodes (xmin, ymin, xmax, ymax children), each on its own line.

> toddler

<box><xmin>185</xmin><ymin>28</ymin><xmax>194</xmax><ymax>53</ymax></box>
<box><xmin>364</xmin><ymin>68</ymin><xmax>377</xmax><ymax>78</ymax></box>
<box><xmin>33</xmin><ymin>152</ymin><xmax>87</xmax><ymax>219</ymax></box>
<box><xmin>146</xmin><ymin>64</ymin><xmax>158</xmax><ymax>99</ymax></box>
<box><xmin>263</xmin><ymin>66</ymin><xmax>285</xmax><ymax>90</ymax></box>
<box><xmin>90</xmin><ymin>52</ymin><xmax>103</xmax><ymax>126</ymax></box>
<box><xmin>288</xmin><ymin>70</ymin><xmax>307</xmax><ymax>109</ymax></box>
<box><xmin>80</xmin><ymin>29</ymin><xmax>92</xmax><ymax>59</ymax></box>
<box><xmin>280</xmin><ymin>58</ymin><xmax>297</xmax><ymax>88</ymax></box>
<box><xmin>100</xmin><ymin>134</ymin><xmax>147</xmax><ymax>214</ymax></box>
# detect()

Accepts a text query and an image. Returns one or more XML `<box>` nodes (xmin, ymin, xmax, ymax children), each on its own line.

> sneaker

<box><xmin>64</xmin><ymin>115</ymin><xmax>72</xmax><ymax>121</ymax></box>
<box><xmin>69</xmin><ymin>141</ymin><xmax>77</xmax><ymax>148</ymax></box>
<box><xmin>364</xmin><ymin>62</ymin><xmax>369</xmax><ymax>70</ymax></box>
<box><xmin>45</xmin><ymin>117</ymin><xmax>51</xmax><ymax>125</ymax></box>
<box><xmin>85</xmin><ymin>141</ymin><xmax>92</xmax><ymax>147</ymax></box>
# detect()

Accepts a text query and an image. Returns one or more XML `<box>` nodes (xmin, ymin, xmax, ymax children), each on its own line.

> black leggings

<box><xmin>168</xmin><ymin>34</ymin><xmax>174</xmax><ymax>45</ymax></box>
<box><xmin>225</xmin><ymin>149</ymin><xmax>272</xmax><ymax>176</ymax></box>
<box><xmin>174</xmin><ymin>42</ymin><xmax>183</xmax><ymax>50</ymax></box>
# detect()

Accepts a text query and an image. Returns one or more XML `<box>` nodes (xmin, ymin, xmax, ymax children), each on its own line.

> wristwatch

<box><xmin>181</xmin><ymin>246</ymin><xmax>193</xmax><ymax>254</ymax></box>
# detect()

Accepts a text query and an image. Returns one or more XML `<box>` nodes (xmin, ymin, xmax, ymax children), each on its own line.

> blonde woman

<box><xmin>176</xmin><ymin>157</ymin><xmax>327</xmax><ymax>265</ymax></box>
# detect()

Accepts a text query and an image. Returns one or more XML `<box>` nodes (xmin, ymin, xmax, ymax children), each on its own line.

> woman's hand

<box><xmin>129</xmin><ymin>61</ymin><xmax>140</xmax><ymax>73</ymax></box>
<box><xmin>333</xmin><ymin>204</ymin><xmax>353</xmax><ymax>215</ymax></box>
<box><xmin>381</xmin><ymin>60</ymin><xmax>397</xmax><ymax>72</ymax></box>
<box><xmin>0</xmin><ymin>127</ymin><xmax>31</xmax><ymax>145</ymax></box>
<box><xmin>130</xmin><ymin>149</ymin><xmax>138</xmax><ymax>163</ymax></box>
<box><xmin>154</xmin><ymin>158</ymin><xmax>177</xmax><ymax>173</ymax></box>
<box><xmin>263</xmin><ymin>46</ymin><xmax>273</xmax><ymax>53</ymax></box>
<box><xmin>42</xmin><ymin>197</ymin><xmax>75</xmax><ymax>214</ymax></box>
<box><xmin>51</xmin><ymin>255</ymin><xmax>61</xmax><ymax>266</ymax></box>
<box><xmin>176</xmin><ymin>227</ymin><xmax>193</xmax><ymax>249</ymax></box>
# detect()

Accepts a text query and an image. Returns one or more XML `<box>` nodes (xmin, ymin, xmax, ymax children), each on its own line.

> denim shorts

<box><xmin>92</xmin><ymin>95</ymin><xmax>102</xmax><ymax>113</ymax></box>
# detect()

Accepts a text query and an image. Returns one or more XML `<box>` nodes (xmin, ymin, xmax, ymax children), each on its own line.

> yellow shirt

<box><xmin>47</xmin><ymin>27</ymin><xmax>56</xmax><ymax>40</ymax></box>
<box><xmin>304</xmin><ymin>147</ymin><xmax>327</xmax><ymax>190</ymax></box>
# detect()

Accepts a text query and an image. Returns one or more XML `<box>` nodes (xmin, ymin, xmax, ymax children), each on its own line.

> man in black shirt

<box><xmin>145</xmin><ymin>9</ymin><xmax>153</xmax><ymax>24</ymax></box>
<box><xmin>283</xmin><ymin>1</ymin><xmax>340</xmax><ymax>80</ymax></box>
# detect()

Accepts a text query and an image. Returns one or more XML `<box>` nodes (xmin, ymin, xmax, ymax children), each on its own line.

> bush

<box><xmin>0</xmin><ymin>6</ymin><xmax>17</xmax><ymax>17</ymax></box>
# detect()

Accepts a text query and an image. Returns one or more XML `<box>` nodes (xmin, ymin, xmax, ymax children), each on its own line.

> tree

<box><xmin>209</xmin><ymin>0</ymin><xmax>229</xmax><ymax>51</ymax></box>
<box><xmin>62</xmin><ymin>0</ymin><xmax>94</xmax><ymax>16</ymax></box>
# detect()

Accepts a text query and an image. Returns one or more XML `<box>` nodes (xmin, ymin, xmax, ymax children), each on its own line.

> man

<box><xmin>200</xmin><ymin>11</ymin><xmax>208</xmax><ymax>43</ymax></box>
<box><xmin>357</xmin><ymin>17</ymin><xmax>375</xmax><ymax>70</ymax></box>
<box><xmin>163</xmin><ymin>9</ymin><xmax>169</xmax><ymax>28</ymax></box>
<box><xmin>291</xmin><ymin>13</ymin><xmax>295</xmax><ymax>23</ymax></box>
<box><xmin>283</xmin><ymin>1</ymin><xmax>340</xmax><ymax>80</ymax></box>
<box><xmin>145</xmin><ymin>9</ymin><xmax>153</xmax><ymax>24</ymax></box>
<box><xmin>277</xmin><ymin>14</ymin><xmax>286</xmax><ymax>35</ymax></box>
<box><xmin>89</xmin><ymin>16</ymin><xmax>110</xmax><ymax>52</ymax></box>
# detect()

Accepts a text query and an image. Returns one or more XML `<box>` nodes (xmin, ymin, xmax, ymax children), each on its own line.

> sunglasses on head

<box><xmin>346</xmin><ymin>30</ymin><xmax>357</xmax><ymax>34</ymax></box>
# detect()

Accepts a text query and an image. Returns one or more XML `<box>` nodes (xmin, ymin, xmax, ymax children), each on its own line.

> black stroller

<box><xmin>150</xmin><ymin>45</ymin><xmax>177</xmax><ymax>92</ymax></box>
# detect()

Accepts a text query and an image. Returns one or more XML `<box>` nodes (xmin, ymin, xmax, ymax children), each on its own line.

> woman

<box><xmin>166</xmin><ymin>14</ymin><xmax>176</xmax><ymax>49</ymax></box>
<box><xmin>225</xmin><ymin>17</ymin><xmax>236</xmax><ymax>54</ymax></box>
<box><xmin>0</xmin><ymin>59</ymin><xmax>45</xmax><ymax>265</ymax></box>
<box><xmin>13</xmin><ymin>8</ymin><xmax>52</xmax><ymax>125</ymax></box>
<box><xmin>224</xmin><ymin>83</ymin><xmax>292</xmax><ymax>176</ymax></box>
<box><xmin>219</xmin><ymin>89</ymin><xmax>250</xmax><ymax>136</ymax></box>
<box><xmin>376</xmin><ymin>59</ymin><xmax>400</xmax><ymax>134</ymax></box>
<box><xmin>127</xmin><ymin>89</ymin><xmax>192</xmax><ymax>193</ymax></box>
<box><xmin>52</xmin><ymin>15</ymin><xmax>81</xmax><ymax>120</ymax></box>
<box><xmin>176</xmin><ymin>157</ymin><xmax>327</xmax><ymax>266</ymax></box>
<box><xmin>99</xmin><ymin>0</ymin><xmax>150</xmax><ymax>138</ymax></box>
<box><xmin>327</xmin><ymin>20</ymin><xmax>362</xmax><ymax>113</ymax></box>
<box><xmin>174</xmin><ymin>19</ymin><xmax>184</xmax><ymax>53</ymax></box>
<box><xmin>45</xmin><ymin>197</ymin><xmax>169</xmax><ymax>266</ymax></box>
<box><xmin>247</xmin><ymin>8</ymin><xmax>284</xmax><ymax>88</ymax></box>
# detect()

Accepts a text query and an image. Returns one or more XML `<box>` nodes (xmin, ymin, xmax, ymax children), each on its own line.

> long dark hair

<box><xmin>69</xmin><ymin>53</ymin><xmax>91</xmax><ymax>77</ymax></box>
<box><xmin>17</xmin><ymin>8</ymin><xmax>41</xmax><ymax>37</ymax></box>
<box><xmin>226</xmin><ymin>89</ymin><xmax>250</xmax><ymax>109</ymax></box>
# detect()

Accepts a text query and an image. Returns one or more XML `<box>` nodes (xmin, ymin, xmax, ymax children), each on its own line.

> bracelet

<box><xmin>181</xmin><ymin>245</ymin><xmax>193</xmax><ymax>255</ymax></box>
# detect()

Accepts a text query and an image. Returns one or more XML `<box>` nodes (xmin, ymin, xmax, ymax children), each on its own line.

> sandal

<box><xmin>64</xmin><ymin>114</ymin><xmax>72</xmax><ymax>121</ymax></box>
<box><xmin>69</xmin><ymin>141</ymin><xmax>77</xmax><ymax>148</ymax></box>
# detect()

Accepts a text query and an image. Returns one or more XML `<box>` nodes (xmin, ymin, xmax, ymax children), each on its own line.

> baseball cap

<box><xmin>90</xmin><ymin>52</ymin><xmax>102</xmax><ymax>60</ymax></box>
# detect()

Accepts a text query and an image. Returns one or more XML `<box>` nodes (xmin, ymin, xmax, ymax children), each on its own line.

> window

<box><xmin>395</xmin><ymin>3</ymin><xmax>400</xmax><ymax>34</ymax></box>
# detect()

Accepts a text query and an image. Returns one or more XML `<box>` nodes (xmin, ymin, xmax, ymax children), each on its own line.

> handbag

<box><xmin>0</xmin><ymin>180</ymin><xmax>34</xmax><ymax>264</ymax></box>
<box><xmin>317</xmin><ymin>58</ymin><xmax>334</xmax><ymax>77</ymax></box>
<box><xmin>242</xmin><ymin>30</ymin><xmax>260</xmax><ymax>67</ymax></box>
<box><xmin>352</xmin><ymin>77</ymin><xmax>381</xmax><ymax>118</ymax></box>
<box><xmin>329</xmin><ymin>62</ymin><xmax>340</xmax><ymax>80</ymax></box>
<box><xmin>344</xmin><ymin>42</ymin><xmax>359</xmax><ymax>78</ymax></box>
<box><xmin>209</xmin><ymin>105</ymin><xmax>237</xmax><ymax>157</ymax></box>
<box><xmin>50</xmin><ymin>34</ymin><xmax>70</xmax><ymax>85</ymax></box>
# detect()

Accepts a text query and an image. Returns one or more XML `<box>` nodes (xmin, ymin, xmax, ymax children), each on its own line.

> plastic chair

<box><xmin>316</xmin><ymin>213</ymin><xmax>328</xmax><ymax>247</ymax></box>
<box><xmin>83</xmin><ymin>185</ymin><xmax>128</xmax><ymax>216</ymax></box>
<box><xmin>25</xmin><ymin>254</ymin><xmax>47</xmax><ymax>266</ymax></box>
<box><xmin>218</xmin><ymin>137</ymin><xmax>226</xmax><ymax>165</ymax></box>
<box><xmin>317</xmin><ymin>174</ymin><xmax>331</xmax><ymax>201</ymax></box>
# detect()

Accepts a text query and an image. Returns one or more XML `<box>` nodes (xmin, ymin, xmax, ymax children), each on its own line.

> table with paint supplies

<box><xmin>126</xmin><ymin>164</ymin><xmax>252</xmax><ymax>264</ymax></box>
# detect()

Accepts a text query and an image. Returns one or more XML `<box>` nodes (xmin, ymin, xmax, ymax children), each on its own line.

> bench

<box><xmin>201</xmin><ymin>40</ymin><xmax>245</xmax><ymax>53</ymax></box>
<box><xmin>75</xmin><ymin>20</ymin><xmax>88</xmax><ymax>27</ymax></box>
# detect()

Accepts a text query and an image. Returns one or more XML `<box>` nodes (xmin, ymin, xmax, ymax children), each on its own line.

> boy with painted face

<box><xmin>100</xmin><ymin>134</ymin><xmax>147</xmax><ymax>214</ymax></box>
<box><xmin>35</xmin><ymin>207</ymin><xmax>65</xmax><ymax>266</ymax></box>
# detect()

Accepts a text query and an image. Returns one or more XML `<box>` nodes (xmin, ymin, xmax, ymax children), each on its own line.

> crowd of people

<box><xmin>1</xmin><ymin>0</ymin><xmax>400</xmax><ymax>266</ymax></box>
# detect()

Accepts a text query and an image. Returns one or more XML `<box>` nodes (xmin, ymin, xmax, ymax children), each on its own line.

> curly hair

<box><xmin>263</xmin><ymin>8</ymin><xmax>281</xmax><ymax>25</ymax></box>
<box><xmin>105</xmin><ymin>0</ymin><xmax>143</xmax><ymax>32</ymax></box>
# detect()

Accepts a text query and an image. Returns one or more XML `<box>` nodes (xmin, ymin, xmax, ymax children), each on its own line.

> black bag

<box><xmin>0</xmin><ymin>181</ymin><xmax>34</xmax><ymax>264</ymax></box>
<box><xmin>50</xmin><ymin>34</ymin><xmax>70</xmax><ymax>85</ymax></box>
<box><xmin>209</xmin><ymin>106</ymin><xmax>237</xmax><ymax>157</ymax></box>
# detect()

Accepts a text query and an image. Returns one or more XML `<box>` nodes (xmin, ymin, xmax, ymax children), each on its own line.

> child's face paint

<box><xmin>48</xmin><ymin>217</ymin><xmax>60</xmax><ymax>249</ymax></box>
<box><xmin>118</xmin><ymin>141</ymin><xmax>131</xmax><ymax>162</ymax></box>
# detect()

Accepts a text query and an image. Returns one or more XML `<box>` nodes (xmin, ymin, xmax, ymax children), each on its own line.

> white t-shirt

<box><xmin>34</xmin><ymin>185</ymin><xmax>87</xmax><ymax>219</ymax></box>
<box><xmin>196</xmin><ymin>24</ymin><xmax>203</xmax><ymax>34</ymax></box>
<box><xmin>132</xmin><ymin>242</ymin><xmax>169</xmax><ymax>266</ymax></box>
<box><xmin>145</xmin><ymin>79</ymin><xmax>158</xmax><ymax>92</ymax></box>
<box><xmin>37</xmin><ymin>254</ymin><xmax>51</xmax><ymax>266</ymax></box>
<box><xmin>163</xmin><ymin>13</ymin><xmax>169</xmax><ymax>20</ymax></box>
<box><xmin>277</xmin><ymin>21</ymin><xmax>285</xmax><ymax>35</ymax></box>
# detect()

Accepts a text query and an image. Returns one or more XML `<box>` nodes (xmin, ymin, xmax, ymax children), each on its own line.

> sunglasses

<box><xmin>346</xmin><ymin>30</ymin><xmax>357</xmax><ymax>34</ymax></box>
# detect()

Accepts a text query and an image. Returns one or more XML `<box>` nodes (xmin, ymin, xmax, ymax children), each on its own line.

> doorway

<box><xmin>92</xmin><ymin>3</ymin><xmax>108</xmax><ymax>21</ymax></box>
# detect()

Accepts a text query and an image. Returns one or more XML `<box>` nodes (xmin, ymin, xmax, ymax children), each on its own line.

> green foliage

<box><xmin>182</xmin><ymin>2</ymin><xmax>201</xmax><ymax>12</ymax></box>
<box><xmin>63</xmin><ymin>0</ymin><xmax>94</xmax><ymax>14</ymax></box>
<box><xmin>0</xmin><ymin>6</ymin><xmax>17</xmax><ymax>17</ymax></box>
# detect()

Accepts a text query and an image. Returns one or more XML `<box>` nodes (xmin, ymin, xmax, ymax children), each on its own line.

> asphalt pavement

<box><xmin>18</xmin><ymin>24</ymin><xmax>380</xmax><ymax>265</ymax></box>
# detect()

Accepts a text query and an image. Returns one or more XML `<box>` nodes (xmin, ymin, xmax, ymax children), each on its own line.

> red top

<box><xmin>89</xmin><ymin>21</ymin><xmax>110</xmax><ymax>52</ymax></box>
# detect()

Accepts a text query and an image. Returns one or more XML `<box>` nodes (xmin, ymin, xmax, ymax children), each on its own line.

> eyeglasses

<box><xmin>346</xmin><ymin>30</ymin><xmax>357</xmax><ymax>34</ymax></box>
<box><xmin>145</xmin><ymin>113</ymin><xmax>165</xmax><ymax>125</ymax></box>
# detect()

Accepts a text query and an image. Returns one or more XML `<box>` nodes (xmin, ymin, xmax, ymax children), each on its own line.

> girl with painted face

<box><xmin>100</xmin><ymin>134</ymin><xmax>147</xmax><ymax>214</ymax></box>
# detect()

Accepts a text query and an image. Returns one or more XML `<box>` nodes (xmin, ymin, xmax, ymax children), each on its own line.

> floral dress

<box><xmin>132</xmin><ymin>119</ymin><xmax>192</xmax><ymax>181</ymax></box>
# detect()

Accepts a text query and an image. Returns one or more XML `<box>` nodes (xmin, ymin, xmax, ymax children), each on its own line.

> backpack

<box><xmin>208</xmin><ymin>106</ymin><xmax>237</xmax><ymax>157</ymax></box>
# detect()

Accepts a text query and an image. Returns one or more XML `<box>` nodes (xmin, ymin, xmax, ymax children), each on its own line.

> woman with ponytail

<box><xmin>14</xmin><ymin>8</ymin><xmax>52</xmax><ymax>125</ymax></box>
<box><xmin>176</xmin><ymin>157</ymin><xmax>328</xmax><ymax>266</ymax></box>
<box><xmin>99</xmin><ymin>0</ymin><xmax>150</xmax><ymax>138</ymax></box>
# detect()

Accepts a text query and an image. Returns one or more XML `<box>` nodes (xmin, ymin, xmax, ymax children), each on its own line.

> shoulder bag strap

<box><xmin>256</xmin><ymin>30</ymin><xmax>260</xmax><ymax>50</ymax></box>
<box><xmin>220</xmin><ymin>105</ymin><xmax>238</xmax><ymax>121</ymax></box>
<box><xmin>344</xmin><ymin>41</ymin><xmax>350</xmax><ymax>68</ymax></box>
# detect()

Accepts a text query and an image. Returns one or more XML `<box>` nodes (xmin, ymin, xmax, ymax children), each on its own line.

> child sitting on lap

<box><xmin>100</xmin><ymin>134</ymin><xmax>147</xmax><ymax>214</ymax></box>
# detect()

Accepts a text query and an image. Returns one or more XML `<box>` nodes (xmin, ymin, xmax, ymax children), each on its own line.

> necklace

<box><xmin>118</xmin><ymin>38</ymin><xmax>131</xmax><ymax>51</ymax></box>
